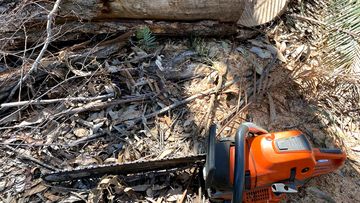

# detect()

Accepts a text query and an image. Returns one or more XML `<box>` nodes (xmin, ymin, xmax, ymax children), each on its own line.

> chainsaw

<box><xmin>42</xmin><ymin>122</ymin><xmax>346</xmax><ymax>203</ymax></box>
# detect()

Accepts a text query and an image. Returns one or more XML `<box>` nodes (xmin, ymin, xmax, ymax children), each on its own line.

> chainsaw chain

<box><xmin>43</xmin><ymin>154</ymin><xmax>206</xmax><ymax>182</ymax></box>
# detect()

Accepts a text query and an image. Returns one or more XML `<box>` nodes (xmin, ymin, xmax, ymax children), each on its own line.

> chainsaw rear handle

<box><xmin>233</xmin><ymin>123</ymin><xmax>268</xmax><ymax>203</ymax></box>
<box><xmin>311</xmin><ymin>148</ymin><xmax>346</xmax><ymax>177</ymax></box>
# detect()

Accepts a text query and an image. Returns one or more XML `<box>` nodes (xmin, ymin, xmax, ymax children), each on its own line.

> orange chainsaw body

<box><xmin>229</xmin><ymin>130</ymin><xmax>346</xmax><ymax>188</ymax></box>
<box><xmin>204</xmin><ymin>125</ymin><xmax>346</xmax><ymax>203</ymax></box>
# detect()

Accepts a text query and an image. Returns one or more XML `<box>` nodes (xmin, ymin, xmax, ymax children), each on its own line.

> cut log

<box><xmin>0</xmin><ymin>0</ymin><xmax>288</xmax><ymax>50</ymax></box>
<box><xmin>59</xmin><ymin>0</ymin><xmax>246</xmax><ymax>22</ymax></box>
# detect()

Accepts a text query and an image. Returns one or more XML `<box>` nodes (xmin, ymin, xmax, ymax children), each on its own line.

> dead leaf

<box><xmin>166</xmin><ymin>187</ymin><xmax>183</xmax><ymax>202</ymax></box>
<box><xmin>73</xmin><ymin>155</ymin><xmax>101</xmax><ymax>166</ymax></box>
<box><xmin>145</xmin><ymin>197</ymin><xmax>157</xmax><ymax>203</ymax></box>
<box><xmin>158</xmin><ymin>149</ymin><xmax>173</xmax><ymax>159</ymax></box>
<box><xmin>159</xmin><ymin>115</ymin><xmax>172</xmax><ymax>126</ymax></box>
<box><xmin>352</xmin><ymin>146</ymin><xmax>360</xmax><ymax>152</ymax></box>
<box><xmin>59</xmin><ymin>194</ymin><xmax>84</xmax><ymax>203</ymax></box>
<box><xmin>248</xmin><ymin>39</ymin><xmax>286</xmax><ymax>62</ymax></box>
<box><xmin>129</xmin><ymin>184</ymin><xmax>151</xmax><ymax>192</ymax></box>
<box><xmin>24</xmin><ymin>183</ymin><xmax>47</xmax><ymax>197</ymax></box>
<box><xmin>156</xmin><ymin>56</ymin><xmax>164</xmax><ymax>71</ymax></box>
<box><xmin>104</xmin><ymin>158</ymin><xmax>117</xmax><ymax>163</ymax></box>
<box><xmin>264</xmin><ymin>44</ymin><xmax>287</xmax><ymax>63</ymax></box>
<box><xmin>117</xmin><ymin>105</ymin><xmax>143</xmax><ymax>122</ymax></box>
<box><xmin>250</xmin><ymin>47</ymin><xmax>272</xmax><ymax>59</ymax></box>
<box><xmin>156</xmin><ymin>197</ymin><xmax>164</xmax><ymax>203</ymax></box>
<box><xmin>292</xmin><ymin>45</ymin><xmax>306</xmax><ymax>59</ymax></box>
<box><xmin>66</xmin><ymin>58</ymin><xmax>92</xmax><ymax>77</ymax></box>
<box><xmin>0</xmin><ymin>180</ymin><xmax>7</xmax><ymax>192</ymax></box>
<box><xmin>44</xmin><ymin>192</ymin><xmax>61</xmax><ymax>201</ymax></box>
<box><xmin>152</xmin><ymin>185</ymin><xmax>167</xmax><ymax>191</ymax></box>
<box><xmin>73</xmin><ymin>128</ymin><xmax>90</xmax><ymax>138</ymax></box>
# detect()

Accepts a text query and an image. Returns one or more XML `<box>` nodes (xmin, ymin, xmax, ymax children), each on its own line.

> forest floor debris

<box><xmin>0</xmin><ymin>1</ymin><xmax>359</xmax><ymax>203</ymax></box>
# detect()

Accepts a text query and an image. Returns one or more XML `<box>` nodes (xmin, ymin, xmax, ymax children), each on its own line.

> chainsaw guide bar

<box><xmin>42</xmin><ymin>154</ymin><xmax>206</xmax><ymax>182</ymax></box>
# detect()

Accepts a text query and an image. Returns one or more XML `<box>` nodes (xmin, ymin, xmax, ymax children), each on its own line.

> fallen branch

<box><xmin>52</xmin><ymin>94</ymin><xmax>153</xmax><ymax>119</ymax></box>
<box><xmin>68</xmin><ymin>131</ymin><xmax>107</xmax><ymax>147</ymax></box>
<box><xmin>1</xmin><ymin>93</ymin><xmax>114</xmax><ymax>108</ymax></box>
<box><xmin>6</xmin><ymin>0</ymin><xmax>62</xmax><ymax>102</ymax></box>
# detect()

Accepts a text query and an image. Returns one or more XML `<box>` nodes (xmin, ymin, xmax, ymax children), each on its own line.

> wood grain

<box><xmin>237</xmin><ymin>0</ymin><xmax>289</xmax><ymax>26</ymax></box>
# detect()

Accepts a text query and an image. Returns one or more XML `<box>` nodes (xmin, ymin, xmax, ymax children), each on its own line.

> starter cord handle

<box><xmin>232</xmin><ymin>124</ymin><xmax>248</xmax><ymax>203</ymax></box>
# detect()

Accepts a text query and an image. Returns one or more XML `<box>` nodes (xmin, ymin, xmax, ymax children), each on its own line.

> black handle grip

<box><xmin>319</xmin><ymin>148</ymin><xmax>343</xmax><ymax>154</ymax></box>
<box><xmin>204</xmin><ymin>124</ymin><xmax>217</xmax><ymax>189</ymax></box>
<box><xmin>233</xmin><ymin>124</ymin><xmax>248</xmax><ymax>203</ymax></box>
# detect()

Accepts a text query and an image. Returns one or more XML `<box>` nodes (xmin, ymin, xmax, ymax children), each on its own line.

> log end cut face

<box><xmin>237</xmin><ymin>0</ymin><xmax>289</xmax><ymax>27</ymax></box>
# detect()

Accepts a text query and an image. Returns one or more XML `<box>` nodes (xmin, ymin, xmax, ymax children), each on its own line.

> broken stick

<box><xmin>1</xmin><ymin>93</ymin><xmax>114</xmax><ymax>108</ymax></box>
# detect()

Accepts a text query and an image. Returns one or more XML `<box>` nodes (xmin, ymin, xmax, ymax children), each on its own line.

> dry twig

<box><xmin>52</xmin><ymin>94</ymin><xmax>153</xmax><ymax>119</ymax></box>
<box><xmin>68</xmin><ymin>131</ymin><xmax>107</xmax><ymax>147</ymax></box>
<box><xmin>142</xmin><ymin>78</ymin><xmax>240</xmax><ymax>121</ymax></box>
<box><xmin>7</xmin><ymin>0</ymin><xmax>62</xmax><ymax>102</ymax></box>
<box><xmin>1</xmin><ymin>93</ymin><xmax>114</xmax><ymax>108</ymax></box>
<box><xmin>203</xmin><ymin>61</ymin><xmax>228</xmax><ymax>134</ymax></box>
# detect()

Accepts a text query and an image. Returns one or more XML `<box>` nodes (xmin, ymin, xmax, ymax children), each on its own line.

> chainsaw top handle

<box><xmin>233</xmin><ymin>123</ymin><xmax>268</xmax><ymax>203</ymax></box>
<box><xmin>233</xmin><ymin>125</ymin><xmax>246</xmax><ymax>203</ymax></box>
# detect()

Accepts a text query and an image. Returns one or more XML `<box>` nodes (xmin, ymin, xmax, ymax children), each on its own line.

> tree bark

<box><xmin>1</xmin><ymin>20</ymin><xmax>239</xmax><ymax>51</ymax></box>
<box><xmin>59</xmin><ymin>0</ymin><xmax>245</xmax><ymax>22</ymax></box>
